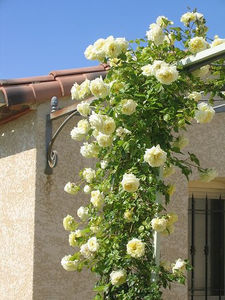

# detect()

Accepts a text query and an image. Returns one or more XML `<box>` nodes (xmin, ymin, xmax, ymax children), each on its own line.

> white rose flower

<box><xmin>90</xmin><ymin>190</ymin><xmax>104</xmax><ymax>209</ymax></box>
<box><xmin>110</xmin><ymin>270</ymin><xmax>127</xmax><ymax>286</ymax></box>
<box><xmin>115</xmin><ymin>37</ymin><xmax>129</xmax><ymax>53</ymax></box>
<box><xmin>69</xmin><ymin>231</ymin><xmax>80</xmax><ymax>247</ymax></box>
<box><xmin>116</xmin><ymin>127</ymin><xmax>131</xmax><ymax>140</ymax></box>
<box><xmin>121</xmin><ymin>173</ymin><xmax>140</xmax><ymax>193</ymax></box>
<box><xmin>83</xmin><ymin>168</ymin><xmax>96</xmax><ymax>183</ymax></box>
<box><xmin>199</xmin><ymin>168</ymin><xmax>218</xmax><ymax>182</ymax></box>
<box><xmin>155</xmin><ymin>65</ymin><xmax>178</xmax><ymax>85</ymax></box>
<box><xmin>61</xmin><ymin>255</ymin><xmax>79</xmax><ymax>271</ymax></box>
<box><xmin>124</xmin><ymin>210</ymin><xmax>133</xmax><ymax>222</ymax></box>
<box><xmin>80</xmin><ymin>243</ymin><xmax>94</xmax><ymax>259</ymax></box>
<box><xmin>188</xmin><ymin>91</ymin><xmax>202</xmax><ymax>102</ymax></box>
<box><xmin>71</xmin><ymin>80</ymin><xmax>91</xmax><ymax>100</ymax></box>
<box><xmin>96</xmin><ymin>133</ymin><xmax>113</xmax><ymax>147</ymax></box>
<box><xmin>173</xmin><ymin>135</ymin><xmax>189</xmax><ymax>150</ymax></box>
<box><xmin>195</xmin><ymin>12</ymin><xmax>204</xmax><ymax>20</ymax></box>
<box><xmin>70</xmin><ymin>127</ymin><xmax>86</xmax><ymax>141</ymax></box>
<box><xmin>163</xmin><ymin>164</ymin><xmax>175</xmax><ymax>178</ymax></box>
<box><xmin>121</xmin><ymin>99</ymin><xmax>137</xmax><ymax>115</ymax></box>
<box><xmin>77</xmin><ymin>119</ymin><xmax>90</xmax><ymax>133</ymax></box>
<box><xmin>146</xmin><ymin>23</ymin><xmax>165</xmax><ymax>46</ymax></box>
<box><xmin>87</xmin><ymin>237</ymin><xmax>99</xmax><ymax>252</ymax></box>
<box><xmin>100</xmin><ymin>160</ymin><xmax>108</xmax><ymax>169</ymax></box>
<box><xmin>90</xmin><ymin>225</ymin><xmax>99</xmax><ymax>233</ymax></box>
<box><xmin>144</xmin><ymin>144</ymin><xmax>167</xmax><ymax>167</ymax></box>
<box><xmin>64</xmin><ymin>182</ymin><xmax>79</xmax><ymax>195</ymax></box>
<box><xmin>192</xmin><ymin>65</ymin><xmax>210</xmax><ymax>79</ymax></box>
<box><xmin>172</xmin><ymin>258</ymin><xmax>186</xmax><ymax>274</ymax></box>
<box><xmin>189</xmin><ymin>37</ymin><xmax>208</xmax><ymax>54</ymax></box>
<box><xmin>84</xmin><ymin>44</ymin><xmax>97</xmax><ymax>61</ymax></box>
<box><xmin>77</xmin><ymin>101</ymin><xmax>91</xmax><ymax>117</ymax></box>
<box><xmin>180</xmin><ymin>12</ymin><xmax>196</xmax><ymax>25</ymax></box>
<box><xmin>70</xmin><ymin>120</ymin><xmax>90</xmax><ymax>141</ymax></box>
<box><xmin>92</xmin><ymin>38</ymin><xmax>107</xmax><ymax>61</ymax></box>
<box><xmin>78</xmin><ymin>79</ymin><xmax>91</xmax><ymax>99</ymax></box>
<box><xmin>141</xmin><ymin>64</ymin><xmax>153</xmax><ymax>76</ymax></box>
<box><xmin>101</xmin><ymin>116</ymin><xmax>116</xmax><ymax>135</ymax></box>
<box><xmin>92</xmin><ymin>129</ymin><xmax>100</xmax><ymax>138</ymax></box>
<box><xmin>89</xmin><ymin>112</ymin><xmax>103</xmax><ymax>131</ymax></box>
<box><xmin>90</xmin><ymin>76</ymin><xmax>110</xmax><ymax>98</ymax></box>
<box><xmin>156</xmin><ymin>16</ymin><xmax>173</xmax><ymax>28</ymax></box>
<box><xmin>84</xmin><ymin>185</ymin><xmax>91</xmax><ymax>194</ymax></box>
<box><xmin>194</xmin><ymin>102</ymin><xmax>215</xmax><ymax>124</ymax></box>
<box><xmin>152</xmin><ymin>60</ymin><xmax>168</xmax><ymax>76</ymax></box>
<box><xmin>71</xmin><ymin>82</ymin><xmax>80</xmax><ymax>100</ymax></box>
<box><xmin>151</xmin><ymin>217</ymin><xmax>167</xmax><ymax>232</ymax></box>
<box><xmin>126</xmin><ymin>238</ymin><xmax>145</xmax><ymax>258</ymax></box>
<box><xmin>103</xmin><ymin>36</ymin><xmax>121</xmax><ymax>58</ymax></box>
<box><xmin>63</xmin><ymin>215</ymin><xmax>77</xmax><ymax>231</ymax></box>
<box><xmin>77</xmin><ymin>206</ymin><xmax>89</xmax><ymax>221</ymax></box>
<box><xmin>80</xmin><ymin>142</ymin><xmax>99</xmax><ymax>158</ymax></box>
<box><xmin>211</xmin><ymin>35</ymin><xmax>225</xmax><ymax>47</ymax></box>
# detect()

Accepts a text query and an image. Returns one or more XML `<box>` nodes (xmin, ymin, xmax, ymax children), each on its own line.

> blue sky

<box><xmin>1</xmin><ymin>0</ymin><xmax>225</xmax><ymax>79</ymax></box>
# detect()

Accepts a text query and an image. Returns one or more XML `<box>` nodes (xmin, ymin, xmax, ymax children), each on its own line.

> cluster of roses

<box><xmin>147</xmin><ymin>13</ymin><xmax>225</xmax><ymax>53</ymax></box>
<box><xmin>61</xmin><ymin>10</ymin><xmax>222</xmax><ymax>292</ymax></box>
<box><xmin>84</xmin><ymin>35</ymin><xmax>129</xmax><ymax>62</ymax></box>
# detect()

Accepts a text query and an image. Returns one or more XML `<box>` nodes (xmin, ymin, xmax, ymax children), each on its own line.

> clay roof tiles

<box><xmin>0</xmin><ymin>64</ymin><xmax>109</xmax><ymax>124</ymax></box>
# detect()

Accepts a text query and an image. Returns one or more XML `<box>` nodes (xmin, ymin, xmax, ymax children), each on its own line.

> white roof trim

<box><xmin>179</xmin><ymin>43</ymin><xmax>225</xmax><ymax>71</ymax></box>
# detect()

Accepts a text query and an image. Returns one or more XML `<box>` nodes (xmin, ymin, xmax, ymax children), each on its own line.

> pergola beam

<box><xmin>179</xmin><ymin>43</ymin><xmax>225</xmax><ymax>71</ymax></box>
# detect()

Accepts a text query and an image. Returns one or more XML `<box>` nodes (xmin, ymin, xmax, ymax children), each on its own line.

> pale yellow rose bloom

<box><xmin>110</xmin><ymin>270</ymin><xmax>127</xmax><ymax>286</ymax></box>
<box><xmin>121</xmin><ymin>99</ymin><xmax>137</xmax><ymax>115</ymax></box>
<box><xmin>172</xmin><ymin>258</ymin><xmax>186</xmax><ymax>274</ymax></box>
<box><xmin>194</xmin><ymin>102</ymin><xmax>215</xmax><ymax>124</ymax></box>
<box><xmin>61</xmin><ymin>255</ymin><xmax>79</xmax><ymax>271</ymax></box>
<box><xmin>189</xmin><ymin>37</ymin><xmax>208</xmax><ymax>54</ymax></box>
<box><xmin>121</xmin><ymin>173</ymin><xmax>140</xmax><ymax>193</ymax></box>
<box><xmin>155</xmin><ymin>65</ymin><xmax>178</xmax><ymax>85</ymax></box>
<box><xmin>90</xmin><ymin>190</ymin><xmax>104</xmax><ymax>209</ymax></box>
<box><xmin>151</xmin><ymin>217</ymin><xmax>167</xmax><ymax>232</ymax></box>
<box><xmin>144</xmin><ymin>144</ymin><xmax>167</xmax><ymax>167</ymax></box>
<box><xmin>126</xmin><ymin>238</ymin><xmax>145</xmax><ymax>258</ymax></box>
<box><xmin>87</xmin><ymin>237</ymin><xmax>99</xmax><ymax>252</ymax></box>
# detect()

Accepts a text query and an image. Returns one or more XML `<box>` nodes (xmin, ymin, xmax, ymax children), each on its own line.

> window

<box><xmin>188</xmin><ymin>195</ymin><xmax>225</xmax><ymax>299</ymax></box>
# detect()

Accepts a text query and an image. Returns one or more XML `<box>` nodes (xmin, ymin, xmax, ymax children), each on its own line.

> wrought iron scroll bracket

<box><xmin>44</xmin><ymin>96</ymin><xmax>79</xmax><ymax>175</ymax></box>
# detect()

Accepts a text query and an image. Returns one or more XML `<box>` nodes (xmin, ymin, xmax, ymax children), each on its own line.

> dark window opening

<box><xmin>188</xmin><ymin>195</ymin><xmax>225</xmax><ymax>299</ymax></box>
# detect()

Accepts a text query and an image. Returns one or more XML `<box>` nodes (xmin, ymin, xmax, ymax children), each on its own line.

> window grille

<box><xmin>188</xmin><ymin>195</ymin><xmax>225</xmax><ymax>299</ymax></box>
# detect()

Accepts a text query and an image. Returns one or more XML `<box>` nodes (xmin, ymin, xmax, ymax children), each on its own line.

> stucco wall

<box><xmin>0</xmin><ymin>113</ymin><xmax>36</xmax><ymax>300</ymax></box>
<box><xmin>162</xmin><ymin>112</ymin><xmax>225</xmax><ymax>300</ymax></box>
<box><xmin>0</xmin><ymin>102</ymin><xmax>224</xmax><ymax>300</ymax></box>
<box><xmin>33</xmin><ymin>100</ymin><xmax>95</xmax><ymax>300</ymax></box>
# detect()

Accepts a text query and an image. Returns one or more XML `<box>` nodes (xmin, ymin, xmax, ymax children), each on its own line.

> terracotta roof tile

<box><xmin>0</xmin><ymin>64</ymin><xmax>109</xmax><ymax>124</ymax></box>
<box><xmin>0</xmin><ymin>75</ymin><xmax>54</xmax><ymax>86</ymax></box>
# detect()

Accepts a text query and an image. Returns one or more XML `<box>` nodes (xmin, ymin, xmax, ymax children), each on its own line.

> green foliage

<box><xmin>63</xmin><ymin>10</ymin><xmax>225</xmax><ymax>300</ymax></box>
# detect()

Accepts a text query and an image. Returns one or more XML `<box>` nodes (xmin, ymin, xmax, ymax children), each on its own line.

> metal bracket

<box><xmin>44</xmin><ymin>96</ymin><xmax>79</xmax><ymax>175</ymax></box>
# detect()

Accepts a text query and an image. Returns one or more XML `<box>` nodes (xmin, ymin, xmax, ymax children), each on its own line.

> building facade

<box><xmin>0</xmin><ymin>65</ymin><xmax>224</xmax><ymax>300</ymax></box>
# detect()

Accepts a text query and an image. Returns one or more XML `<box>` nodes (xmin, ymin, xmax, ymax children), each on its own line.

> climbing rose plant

<box><xmin>61</xmin><ymin>10</ymin><xmax>225</xmax><ymax>300</ymax></box>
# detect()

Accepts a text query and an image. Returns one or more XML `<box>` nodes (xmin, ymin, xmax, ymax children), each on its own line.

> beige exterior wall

<box><xmin>0</xmin><ymin>113</ymin><xmax>36</xmax><ymax>299</ymax></box>
<box><xmin>0</xmin><ymin>101</ymin><xmax>224</xmax><ymax>300</ymax></box>
<box><xmin>33</xmin><ymin>100</ymin><xmax>95</xmax><ymax>300</ymax></box>
<box><xmin>162</xmin><ymin>112</ymin><xmax>225</xmax><ymax>300</ymax></box>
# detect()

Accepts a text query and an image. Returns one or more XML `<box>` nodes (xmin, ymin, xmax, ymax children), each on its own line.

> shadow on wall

<box><xmin>0</xmin><ymin>111</ymin><xmax>36</xmax><ymax>159</ymax></box>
